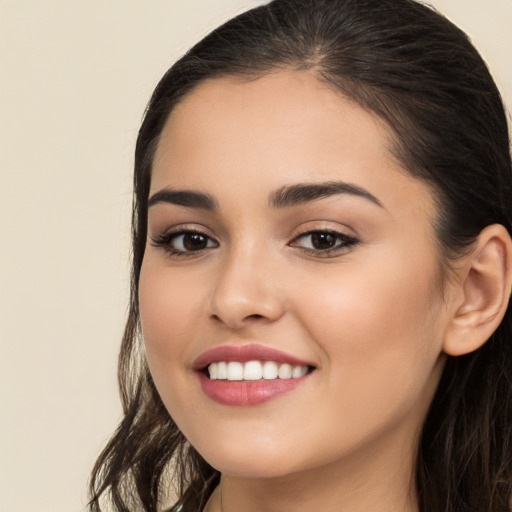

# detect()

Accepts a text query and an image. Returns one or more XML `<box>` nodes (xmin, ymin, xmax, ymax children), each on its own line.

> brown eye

<box><xmin>151</xmin><ymin>229</ymin><xmax>219</xmax><ymax>256</ymax></box>
<box><xmin>182</xmin><ymin>233</ymin><xmax>210</xmax><ymax>251</ymax></box>
<box><xmin>310</xmin><ymin>232</ymin><xmax>337</xmax><ymax>250</ymax></box>
<box><xmin>290</xmin><ymin>230</ymin><xmax>359</xmax><ymax>256</ymax></box>
<box><xmin>169</xmin><ymin>231</ymin><xmax>218</xmax><ymax>252</ymax></box>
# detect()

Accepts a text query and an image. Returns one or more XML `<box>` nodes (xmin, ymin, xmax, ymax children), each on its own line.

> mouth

<box><xmin>205</xmin><ymin>360</ymin><xmax>314</xmax><ymax>381</ymax></box>
<box><xmin>194</xmin><ymin>344</ymin><xmax>317</xmax><ymax>406</ymax></box>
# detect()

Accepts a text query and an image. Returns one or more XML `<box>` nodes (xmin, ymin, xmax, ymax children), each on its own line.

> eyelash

<box><xmin>150</xmin><ymin>229</ymin><xmax>218</xmax><ymax>258</ymax></box>
<box><xmin>290</xmin><ymin>229</ymin><xmax>359</xmax><ymax>257</ymax></box>
<box><xmin>150</xmin><ymin>228</ymin><xmax>359</xmax><ymax>258</ymax></box>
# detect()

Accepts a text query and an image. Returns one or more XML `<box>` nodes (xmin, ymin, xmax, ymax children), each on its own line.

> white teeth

<box><xmin>278</xmin><ymin>363</ymin><xmax>292</xmax><ymax>379</ymax></box>
<box><xmin>207</xmin><ymin>361</ymin><xmax>310</xmax><ymax>381</ymax></box>
<box><xmin>292</xmin><ymin>365</ymin><xmax>307</xmax><ymax>378</ymax></box>
<box><xmin>262</xmin><ymin>361</ymin><xmax>278</xmax><ymax>379</ymax></box>
<box><xmin>217</xmin><ymin>361</ymin><xmax>227</xmax><ymax>380</ymax></box>
<box><xmin>227</xmin><ymin>361</ymin><xmax>244</xmax><ymax>381</ymax></box>
<box><xmin>244</xmin><ymin>360</ymin><xmax>263</xmax><ymax>381</ymax></box>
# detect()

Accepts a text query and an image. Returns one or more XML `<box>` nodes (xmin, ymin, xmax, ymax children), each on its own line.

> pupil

<box><xmin>311</xmin><ymin>232</ymin><xmax>336</xmax><ymax>250</ymax></box>
<box><xmin>184</xmin><ymin>233</ymin><xmax>207</xmax><ymax>250</ymax></box>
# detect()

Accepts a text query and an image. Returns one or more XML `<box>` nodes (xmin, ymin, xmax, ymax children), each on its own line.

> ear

<box><xmin>443</xmin><ymin>224</ymin><xmax>512</xmax><ymax>356</ymax></box>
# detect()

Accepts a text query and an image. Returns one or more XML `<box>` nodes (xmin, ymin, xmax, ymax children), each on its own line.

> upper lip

<box><xmin>192</xmin><ymin>344</ymin><xmax>315</xmax><ymax>371</ymax></box>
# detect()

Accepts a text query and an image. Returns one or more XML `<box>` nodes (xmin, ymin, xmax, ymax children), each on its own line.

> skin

<box><xmin>138</xmin><ymin>71</ymin><xmax>511</xmax><ymax>512</ymax></box>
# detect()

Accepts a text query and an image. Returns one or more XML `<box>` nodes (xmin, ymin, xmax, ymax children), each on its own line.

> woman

<box><xmin>88</xmin><ymin>0</ymin><xmax>512</xmax><ymax>511</ymax></box>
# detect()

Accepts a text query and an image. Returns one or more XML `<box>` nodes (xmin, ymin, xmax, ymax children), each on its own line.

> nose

<box><xmin>208</xmin><ymin>248</ymin><xmax>285</xmax><ymax>330</ymax></box>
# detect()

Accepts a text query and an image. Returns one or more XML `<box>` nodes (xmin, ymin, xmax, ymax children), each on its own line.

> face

<box><xmin>139</xmin><ymin>71</ymin><xmax>450</xmax><ymax>479</ymax></box>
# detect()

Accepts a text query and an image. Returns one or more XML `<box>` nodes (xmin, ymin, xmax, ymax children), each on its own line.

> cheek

<box><xmin>138</xmin><ymin>262</ymin><xmax>202</xmax><ymax>378</ymax></box>
<box><xmin>292</xmin><ymin>249</ymin><xmax>445</xmax><ymax>415</ymax></box>
<box><xmin>315</xmin><ymin>268</ymin><xmax>436</xmax><ymax>348</ymax></box>
<box><xmin>138</xmin><ymin>261</ymin><xmax>213</xmax><ymax>438</ymax></box>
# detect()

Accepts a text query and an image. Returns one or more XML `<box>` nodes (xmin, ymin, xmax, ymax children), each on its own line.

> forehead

<box><xmin>151</xmin><ymin>70</ymin><xmax>435</xmax><ymax>223</ymax></box>
<box><xmin>154</xmin><ymin>71</ymin><xmax>393</xmax><ymax>179</ymax></box>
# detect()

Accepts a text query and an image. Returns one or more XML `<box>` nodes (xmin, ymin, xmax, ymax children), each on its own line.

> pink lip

<box><xmin>193</xmin><ymin>344</ymin><xmax>315</xmax><ymax>406</ymax></box>
<box><xmin>192</xmin><ymin>344</ymin><xmax>313</xmax><ymax>370</ymax></box>
<box><xmin>198</xmin><ymin>373</ymin><xmax>311</xmax><ymax>406</ymax></box>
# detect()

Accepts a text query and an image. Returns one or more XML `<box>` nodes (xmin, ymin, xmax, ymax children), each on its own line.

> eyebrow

<box><xmin>269</xmin><ymin>181</ymin><xmax>384</xmax><ymax>209</ymax></box>
<box><xmin>147</xmin><ymin>189</ymin><xmax>218</xmax><ymax>210</ymax></box>
<box><xmin>147</xmin><ymin>180</ymin><xmax>383</xmax><ymax>211</ymax></box>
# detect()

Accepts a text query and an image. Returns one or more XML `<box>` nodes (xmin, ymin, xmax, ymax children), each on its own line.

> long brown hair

<box><xmin>89</xmin><ymin>0</ymin><xmax>512</xmax><ymax>510</ymax></box>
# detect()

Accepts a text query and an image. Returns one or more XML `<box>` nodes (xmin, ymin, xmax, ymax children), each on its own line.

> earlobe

<box><xmin>443</xmin><ymin>224</ymin><xmax>512</xmax><ymax>357</ymax></box>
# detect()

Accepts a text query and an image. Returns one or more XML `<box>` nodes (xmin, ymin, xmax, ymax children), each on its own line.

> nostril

<box><xmin>247</xmin><ymin>314</ymin><xmax>265</xmax><ymax>320</ymax></box>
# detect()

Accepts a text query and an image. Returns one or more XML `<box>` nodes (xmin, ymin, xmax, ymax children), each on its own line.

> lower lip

<box><xmin>198</xmin><ymin>372</ymin><xmax>310</xmax><ymax>406</ymax></box>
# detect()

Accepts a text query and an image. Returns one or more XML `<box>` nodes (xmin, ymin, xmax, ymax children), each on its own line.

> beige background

<box><xmin>1</xmin><ymin>1</ymin><xmax>510</xmax><ymax>511</ymax></box>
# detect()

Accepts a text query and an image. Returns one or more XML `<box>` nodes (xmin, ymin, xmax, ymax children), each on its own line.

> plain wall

<box><xmin>1</xmin><ymin>1</ymin><xmax>510</xmax><ymax>511</ymax></box>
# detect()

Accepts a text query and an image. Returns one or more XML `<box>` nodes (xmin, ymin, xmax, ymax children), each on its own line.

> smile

<box><xmin>194</xmin><ymin>344</ymin><xmax>316</xmax><ymax>406</ymax></box>
<box><xmin>207</xmin><ymin>360</ymin><xmax>310</xmax><ymax>381</ymax></box>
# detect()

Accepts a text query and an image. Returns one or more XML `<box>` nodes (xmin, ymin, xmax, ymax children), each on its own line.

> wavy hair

<box><xmin>89</xmin><ymin>0</ymin><xmax>512</xmax><ymax>510</ymax></box>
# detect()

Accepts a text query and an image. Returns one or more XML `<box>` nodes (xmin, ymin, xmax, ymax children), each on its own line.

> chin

<box><xmin>192</xmin><ymin>435</ymin><xmax>304</xmax><ymax>479</ymax></box>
